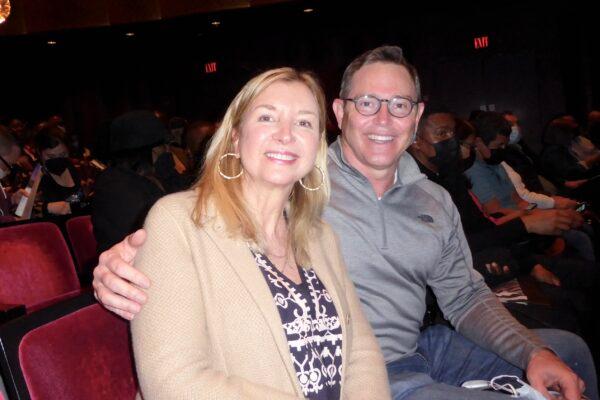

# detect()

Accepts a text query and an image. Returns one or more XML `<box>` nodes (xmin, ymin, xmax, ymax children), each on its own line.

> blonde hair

<box><xmin>193</xmin><ymin>67</ymin><xmax>330</xmax><ymax>266</ymax></box>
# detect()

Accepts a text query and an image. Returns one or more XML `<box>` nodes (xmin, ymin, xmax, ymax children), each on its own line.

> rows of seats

<box><xmin>1</xmin><ymin>217</ymin><xmax>136</xmax><ymax>399</ymax></box>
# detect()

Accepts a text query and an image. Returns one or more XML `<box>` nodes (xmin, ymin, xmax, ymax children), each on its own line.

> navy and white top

<box><xmin>252</xmin><ymin>251</ymin><xmax>343</xmax><ymax>400</ymax></box>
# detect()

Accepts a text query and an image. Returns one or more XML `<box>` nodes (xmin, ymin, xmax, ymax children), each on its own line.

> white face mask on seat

<box><xmin>509</xmin><ymin>126</ymin><xmax>522</xmax><ymax>144</ymax></box>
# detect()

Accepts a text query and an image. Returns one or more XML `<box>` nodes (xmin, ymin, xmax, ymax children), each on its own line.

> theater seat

<box><xmin>0</xmin><ymin>222</ymin><xmax>80</xmax><ymax>312</ymax></box>
<box><xmin>0</xmin><ymin>293</ymin><xmax>137</xmax><ymax>400</ymax></box>
<box><xmin>65</xmin><ymin>215</ymin><xmax>99</xmax><ymax>280</ymax></box>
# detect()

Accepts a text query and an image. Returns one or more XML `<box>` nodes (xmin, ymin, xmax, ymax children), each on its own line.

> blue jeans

<box><xmin>387</xmin><ymin>325</ymin><xmax>598</xmax><ymax>400</ymax></box>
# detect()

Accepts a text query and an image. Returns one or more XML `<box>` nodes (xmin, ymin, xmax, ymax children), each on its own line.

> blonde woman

<box><xmin>130</xmin><ymin>68</ymin><xmax>390</xmax><ymax>399</ymax></box>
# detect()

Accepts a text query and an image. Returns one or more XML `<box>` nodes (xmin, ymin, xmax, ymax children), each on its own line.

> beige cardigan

<box><xmin>131</xmin><ymin>191</ymin><xmax>390</xmax><ymax>400</ymax></box>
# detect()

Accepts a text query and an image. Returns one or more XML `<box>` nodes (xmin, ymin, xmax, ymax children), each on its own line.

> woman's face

<box><xmin>41</xmin><ymin>142</ymin><xmax>69</xmax><ymax>162</ymax></box>
<box><xmin>234</xmin><ymin>80</ymin><xmax>321</xmax><ymax>192</ymax></box>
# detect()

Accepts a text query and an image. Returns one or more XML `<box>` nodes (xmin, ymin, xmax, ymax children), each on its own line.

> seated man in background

<box><xmin>465</xmin><ymin>111</ymin><xmax>595</xmax><ymax>261</ymax></box>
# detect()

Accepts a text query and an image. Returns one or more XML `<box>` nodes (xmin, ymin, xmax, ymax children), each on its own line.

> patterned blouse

<box><xmin>252</xmin><ymin>251</ymin><xmax>343</xmax><ymax>400</ymax></box>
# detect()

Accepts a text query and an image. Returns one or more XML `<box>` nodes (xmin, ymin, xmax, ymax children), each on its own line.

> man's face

<box><xmin>418</xmin><ymin>113</ymin><xmax>456</xmax><ymax>159</ymax></box>
<box><xmin>476</xmin><ymin>134</ymin><xmax>508</xmax><ymax>161</ymax></box>
<box><xmin>333</xmin><ymin>62</ymin><xmax>424</xmax><ymax>178</ymax></box>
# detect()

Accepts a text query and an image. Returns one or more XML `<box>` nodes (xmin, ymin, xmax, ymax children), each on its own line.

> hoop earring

<box><xmin>299</xmin><ymin>165</ymin><xmax>325</xmax><ymax>191</ymax></box>
<box><xmin>218</xmin><ymin>153</ymin><xmax>244</xmax><ymax>180</ymax></box>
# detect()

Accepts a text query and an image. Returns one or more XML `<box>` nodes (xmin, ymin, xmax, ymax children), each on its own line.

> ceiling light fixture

<box><xmin>0</xmin><ymin>0</ymin><xmax>11</xmax><ymax>24</ymax></box>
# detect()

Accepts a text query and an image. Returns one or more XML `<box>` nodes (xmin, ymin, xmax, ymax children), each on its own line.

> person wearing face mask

<box><xmin>35</xmin><ymin>126</ymin><xmax>87</xmax><ymax>216</ymax></box>
<box><xmin>466</xmin><ymin>113</ymin><xmax>582</xmax><ymax>220</ymax></box>
<box><xmin>410</xmin><ymin>112</ymin><xmax>571</xmax><ymax>285</ymax></box>
<box><xmin>466</xmin><ymin>112</ymin><xmax>599</xmax><ymax>261</ymax></box>
<box><xmin>410</xmin><ymin>111</ymin><xmax>600</xmax><ymax>344</ymax></box>
<box><xmin>501</xmin><ymin>112</ymin><xmax>549</xmax><ymax>194</ymax></box>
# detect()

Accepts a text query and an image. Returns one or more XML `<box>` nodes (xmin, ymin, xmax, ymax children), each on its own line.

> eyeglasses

<box><xmin>343</xmin><ymin>95</ymin><xmax>419</xmax><ymax>118</ymax></box>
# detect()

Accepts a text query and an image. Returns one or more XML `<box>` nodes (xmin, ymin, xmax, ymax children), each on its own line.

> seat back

<box><xmin>65</xmin><ymin>215</ymin><xmax>98</xmax><ymax>277</ymax></box>
<box><xmin>0</xmin><ymin>293</ymin><xmax>137</xmax><ymax>400</ymax></box>
<box><xmin>0</xmin><ymin>222</ymin><xmax>80</xmax><ymax>310</ymax></box>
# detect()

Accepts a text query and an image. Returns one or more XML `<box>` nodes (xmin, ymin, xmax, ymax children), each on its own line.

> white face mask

<box><xmin>509</xmin><ymin>126</ymin><xmax>522</xmax><ymax>144</ymax></box>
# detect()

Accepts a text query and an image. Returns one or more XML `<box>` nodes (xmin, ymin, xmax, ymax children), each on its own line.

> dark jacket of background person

<box><xmin>92</xmin><ymin>110</ymin><xmax>167</xmax><ymax>253</ymax></box>
<box><xmin>93</xmin><ymin>166</ymin><xmax>164</xmax><ymax>252</ymax></box>
<box><xmin>540</xmin><ymin>119</ymin><xmax>600</xmax><ymax>183</ymax></box>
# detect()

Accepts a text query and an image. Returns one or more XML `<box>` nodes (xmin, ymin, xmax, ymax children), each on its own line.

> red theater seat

<box><xmin>0</xmin><ymin>222</ymin><xmax>80</xmax><ymax>312</ymax></box>
<box><xmin>65</xmin><ymin>215</ymin><xmax>99</xmax><ymax>278</ymax></box>
<box><xmin>0</xmin><ymin>293</ymin><xmax>137</xmax><ymax>400</ymax></box>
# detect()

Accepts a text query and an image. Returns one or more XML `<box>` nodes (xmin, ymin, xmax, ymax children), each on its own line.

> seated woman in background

<box><xmin>130</xmin><ymin>67</ymin><xmax>389</xmax><ymax>399</ymax></box>
<box><xmin>35</xmin><ymin>126</ymin><xmax>88</xmax><ymax>216</ymax></box>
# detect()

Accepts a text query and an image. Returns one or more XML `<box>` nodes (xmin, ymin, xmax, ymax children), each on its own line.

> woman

<box><xmin>35</xmin><ymin>126</ymin><xmax>88</xmax><ymax>216</ymax></box>
<box><xmin>131</xmin><ymin>68</ymin><xmax>389</xmax><ymax>399</ymax></box>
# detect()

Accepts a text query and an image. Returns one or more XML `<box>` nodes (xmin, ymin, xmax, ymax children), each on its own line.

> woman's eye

<box><xmin>298</xmin><ymin>120</ymin><xmax>313</xmax><ymax>129</ymax></box>
<box><xmin>258</xmin><ymin>114</ymin><xmax>274</xmax><ymax>122</ymax></box>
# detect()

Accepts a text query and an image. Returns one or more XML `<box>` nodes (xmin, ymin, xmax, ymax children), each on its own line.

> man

<box><xmin>466</xmin><ymin>112</ymin><xmax>595</xmax><ymax>262</ymax></box>
<box><xmin>409</xmin><ymin>110</ymin><xmax>600</xmax><ymax>332</ymax></box>
<box><xmin>93</xmin><ymin>46</ymin><xmax>596</xmax><ymax>400</ymax></box>
<box><xmin>409</xmin><ymin>109</ymin><xmax>572</xmax><ymax>282</ymax></box>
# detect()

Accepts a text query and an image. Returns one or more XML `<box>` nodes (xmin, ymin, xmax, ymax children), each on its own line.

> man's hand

<box><xmin>527</xmin><ymin>349</ymin><xmax>585</xmax><ymax>400</ymax></box>
<box><xmin>552</xmin><ymin>196</ymin><xmax>578</xmax><ymax>210</ymax></box>
<box><xmin>521</xmin><ymin>209</ymin><xmax>582</xmax><ymax>236</ymax></box>
<box><xmin>530</xmin><ymin>264</ymin><xmax>561</xmax><ymax>287</ymax></box>
<box><xmin>92</xmin><ymin>229</ymin><xmax>150</xmax><ymax>320</ymax></box>
<box><xmin>485</xmin><ymin>262</ymin><xmax>511</xmax><ymax>276</ymax></box>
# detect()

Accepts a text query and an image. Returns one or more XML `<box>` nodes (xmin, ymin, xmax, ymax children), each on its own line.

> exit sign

<box><xmin>205</xmin><ymin>62</ymin><xmax>217</xmax><ymax>73</ymax></box>
<box><xmin>474</xmin><ymin>36</ymin><xmax>489</xmax><ymax>49</ymax></box>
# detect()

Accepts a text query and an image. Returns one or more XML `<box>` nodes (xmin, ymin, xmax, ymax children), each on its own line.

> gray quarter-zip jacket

<box><xmin>323</xmin><ymin>138</ymin><xmax>544</xmax><ymax>369</ymax></box>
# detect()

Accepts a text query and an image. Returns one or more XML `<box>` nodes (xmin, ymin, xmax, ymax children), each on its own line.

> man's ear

<box><xmin>332</xmin><ymin>99</ymin><xmax>346</xmax><ymax>130</ymax></box>
<box><xmin>410</xmin><ymin>135</ymin><xmax>422</xmax><ymax>151</ymax></box>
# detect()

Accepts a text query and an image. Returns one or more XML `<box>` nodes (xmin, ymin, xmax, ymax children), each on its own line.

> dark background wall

<box><xmin>0</xmin><ymin>1</ymin><xmax>596</xmax><ymax>154</ymax></box>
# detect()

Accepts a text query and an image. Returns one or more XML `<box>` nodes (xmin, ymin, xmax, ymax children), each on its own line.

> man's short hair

<box><xmin>472</xmin><ymin>111</ymin><xmax>511</xmax><ymax>145</ymax></box>
<box><xmin>416</xmin><ymin>104</ymin><xmax>453</xmax><ymax>135</ymax></box>
<box><xmin>339</xmin><ymin>45</ymin><xmax>421</xmax><ymax>100</ymax></box>
<box><xmin>0</xmin><ymin>125</ymin><xmax>18</xmax><ymax>156</ymax></box>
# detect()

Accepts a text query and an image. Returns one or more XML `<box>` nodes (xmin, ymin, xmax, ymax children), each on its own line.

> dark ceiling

<box><xmin>0</xmin><ymin>0</ymin><xmax>293</xmax><ymax>36</ymax></box>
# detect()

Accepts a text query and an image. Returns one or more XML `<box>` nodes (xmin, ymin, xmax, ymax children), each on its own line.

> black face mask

<box><xmin>460</xmin><ymin>150</ymin><xmax>476</xmax><ymax>172</ymax></box>
<box><xmin>44</xmin><ymin>157</ymin><xmax>71</xmax><ymax>175</ymax></box>
<box><xmin>430</xmin><ymin>137</ymin><xmax>459</xmax><ymax>168</ymax></box>
<box><xmin>484</xmin><ymin>148</ymin><xmax>505</xmax><ymax>165</ymax></box>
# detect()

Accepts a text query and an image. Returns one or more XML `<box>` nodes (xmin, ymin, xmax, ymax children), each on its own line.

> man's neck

<box><xmin>408</xmin><ymin>149</ymin><xmax>438</xmax><ymax>175</ymax></box>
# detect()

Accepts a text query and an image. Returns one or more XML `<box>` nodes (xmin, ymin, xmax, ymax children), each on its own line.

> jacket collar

<box><xmin>328</xmin><ymin>136</ymin><xmax>427</xmax><ymax>192</ymax></box>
